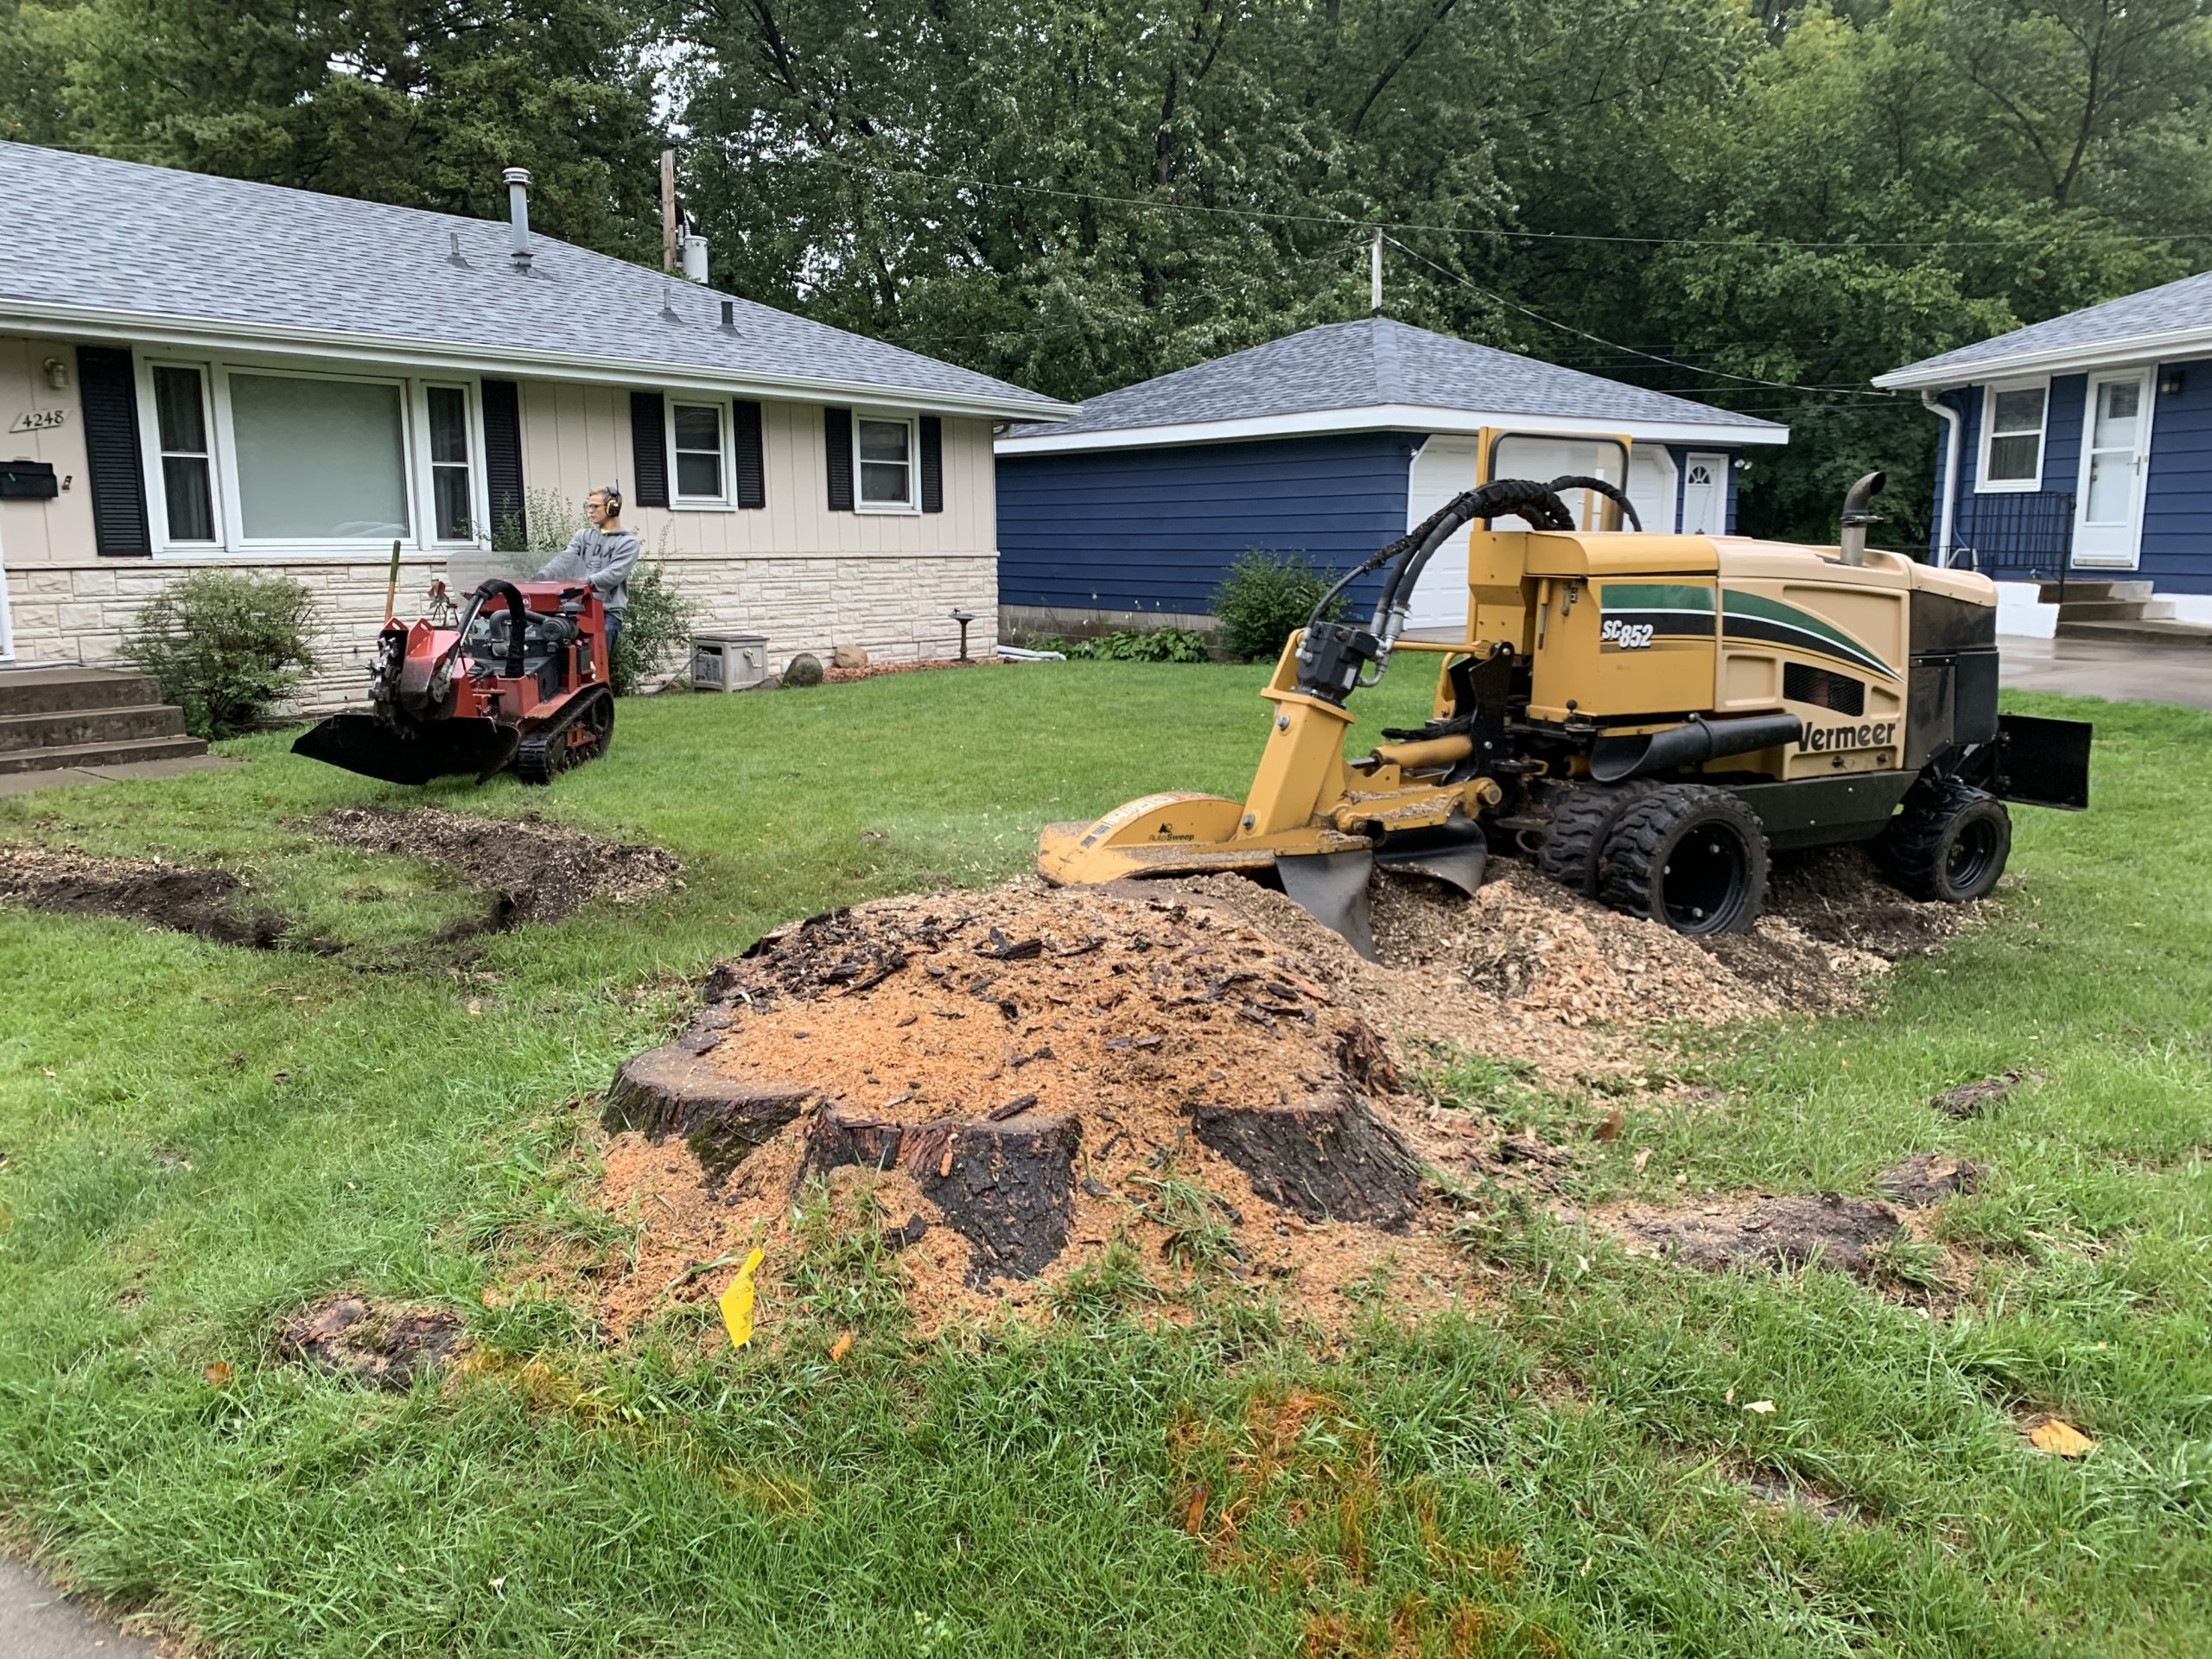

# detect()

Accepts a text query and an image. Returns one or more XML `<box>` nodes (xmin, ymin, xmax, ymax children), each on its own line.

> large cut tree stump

<box><xmin>1192</xmin><ymin>1085</ymin><xmax>1421</xmax><ymax>1229</ymax></box>
<box><xmin>802</xmin><ymin>1103</ymin><xmax>1080</xmax><ymax>1285</ymax></box>
<box><xmin>602</xmin><ymin>1041</ymin><xmax>812</xmax><ymax>1181</ymax></box>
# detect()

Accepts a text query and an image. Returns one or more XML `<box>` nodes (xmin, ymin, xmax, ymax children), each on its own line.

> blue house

<box><xmin>1874</xmin><ymin>269</ymin><xmax>2212</xmax><ymax>640</ymax></box>
<box><xmin>995</xmin><ymin>318</ymin><xmax>1787</xmax><ymax>638</ymax></box>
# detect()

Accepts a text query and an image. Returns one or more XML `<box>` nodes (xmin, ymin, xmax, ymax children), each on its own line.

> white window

<box><xmin>424</xmin><ymin>385</ymin><xmax>473</xmax><ymax>543</ymax></box>
<box><xmin>1977</xmin><ymin>381</ymin><xmax>2048</xmax><ymax>492</ymax></box>
<box><xmin>229</xmin><ymin>371</ymin><xmax>412</xmax><ymax>540</ymax></box>
<box><xmin>150</xmin><ymin>363</ymin><xmax>218</xmax><ymax>543</ymax></box>
<box><xmin>855</xmin><ymin>415</ymin><xmax>917</xmax><ymax>512</ymax></box>
<box><xmin>670</xmin><ymin>401</ymin><xmax>728</xmax><ymax>502</ymax></box>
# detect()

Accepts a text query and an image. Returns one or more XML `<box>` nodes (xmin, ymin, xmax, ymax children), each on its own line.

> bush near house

<box><xmin>118</xmin><ymin>569</ymin><xmax>318</xmax><ymax>739</ymax></box>
<box><xmin>1212</xmin><ymin>550</ymin><xmax>1344</xmax><ymax>662</ymax></box>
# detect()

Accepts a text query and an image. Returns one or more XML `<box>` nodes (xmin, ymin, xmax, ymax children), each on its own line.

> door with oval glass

<box><xmin>2073</xmin><ymin>370</ymin><xmax>2154</xmax><ymax>569</ymax></box>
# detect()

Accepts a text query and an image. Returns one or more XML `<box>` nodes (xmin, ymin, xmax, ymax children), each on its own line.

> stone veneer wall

<box><xmin>5</xmin><ymin>552</ymin><xmax>999</xmax><ymax>715</ymax></box>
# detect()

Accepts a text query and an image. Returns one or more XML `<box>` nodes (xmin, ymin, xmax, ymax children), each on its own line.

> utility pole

<box><xmin>1370</xmin><ymin>226</ymin><xmax>1383</xmax><ymax>317</ymax></box>
<box><xmin>658</xmin><ymin>149</ymin><xmax>677</xmax><ymax>276</ymax></box>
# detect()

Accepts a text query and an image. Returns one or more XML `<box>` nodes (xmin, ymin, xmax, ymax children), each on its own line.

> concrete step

<box><xmin>2055</xmin><ymin>617</ymin><xmax>2212</xmax><ymax>646</ymax></box>
<box><xmin>0</xmin><ymin>702</ymin><xmax>188</xmax><ymax>754</ymax></box>
<box><xmin>2037</xmin><ymin>579</ymin><xmax>2153</xmax><ymax>605</ymax></box>
<box><xmin>2057</xmin><ymin>599</ymin><xmax>2177</xmax><ymax>622</ymax></box>
<box><xmin>0</xmin><ymin>666</ymin><xmax>166</xmax><ymax>716</ymax></box>
<box><xmin>0</xmin><ymin>733</ymin><xmax>209</xmax><ymax>775</ymax></box>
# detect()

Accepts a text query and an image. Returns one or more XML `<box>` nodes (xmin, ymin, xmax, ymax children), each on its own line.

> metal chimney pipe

<box><xmin>1838</xmin><ymin>470</ymin><xmax>1885</xmax><ymax>567</ymax></box>
<box><xmin>503</xmin><ymin>167</ymin><xmax>532</xmax><ymax>270</ymax></box>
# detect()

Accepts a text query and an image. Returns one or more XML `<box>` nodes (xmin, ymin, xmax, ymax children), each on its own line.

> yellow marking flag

<box><xmin>718</xmin><ymin>1248</ymin><xmax>767</xmax><ymax>1349</ymax></box>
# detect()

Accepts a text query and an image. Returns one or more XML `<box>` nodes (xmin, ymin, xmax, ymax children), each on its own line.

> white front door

<box><xmin>1402</xmin><ymin>436</ymin><xmax>1482</xmax><ymax>630</ymax></box>
<box><xmin>2072</xmin><ymin>370</ymin><xmax>2154</xmax><ymax>569</ymax></box>
<box><xmin>1681</xmin><ymin>452</ymin><xmax>1727</xmax><ymax>535</ymax></box>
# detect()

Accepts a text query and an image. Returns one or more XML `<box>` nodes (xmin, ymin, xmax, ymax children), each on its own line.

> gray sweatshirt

<box><xmin>537</xmin><ymin>525</ymin><xmax>642</xmax><ymax>613</ymax></box>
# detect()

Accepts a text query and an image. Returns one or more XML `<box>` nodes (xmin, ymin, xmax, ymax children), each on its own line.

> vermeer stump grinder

<box><xmin>294</xmin><ymin>575</ymin><xmax>615</xmax><ymax>785</ymax></box>
<box><xmin>1039</xmin><ymin>470</ymin><xmax>2093</xmax><ymax>957</ymax></box>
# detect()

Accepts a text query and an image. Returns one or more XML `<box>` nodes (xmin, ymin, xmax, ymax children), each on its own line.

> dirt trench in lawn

<box><xmin>566</xmin><ymin>846</ymin><xmax>1990</xmax><ymax>1342</ymax></box>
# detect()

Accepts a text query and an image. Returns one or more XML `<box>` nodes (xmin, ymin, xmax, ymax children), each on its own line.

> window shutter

<box><xmin>919</xmin><ymin>415</ymin><xmax>944</xmax><ymax>513</ymax></box>
<box><xmin>630</xmin><ymin>391</ymin><xmax>670</xmax><ymax>508</ymax></box>
<box><xmin>734</xmin><ymin>400</ymin><xmax>765</xmax><ymax>509</ymax></box>
<box><xmin>77</xmin><ymin>345</ymin><xmax>150</xmax><ymax>556</ymax></box>
<box><xmin>824</xmin><ymin>406</ymin><xmax>853</xmax><ymax>512</ymax></box>
<box><xmin>480</xmin><ymin>378</ymin><xmax>525</xmax><ymax>544</ymax></box>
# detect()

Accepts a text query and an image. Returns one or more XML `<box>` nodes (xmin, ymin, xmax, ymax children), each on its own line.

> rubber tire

<box><xmin>1599</xmin><ymin>784</ymin><xmax>1770</xmax><ymax>936</ymax></box>
<box><xmin>1875</xmin><ymin>779</ymin><xmax>2012</xmax><ymax>902</ymax></box>
<box><xmin>1537</xmin><ymin>779</ymin><xmax>1666</xmax><ymax>896</ymax></box>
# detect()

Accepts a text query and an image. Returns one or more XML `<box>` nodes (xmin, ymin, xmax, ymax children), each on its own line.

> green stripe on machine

<box><xmin>1721</xmin><ymin>591</ymin><xmax>1894</xmax><ymax>678</ymax></box>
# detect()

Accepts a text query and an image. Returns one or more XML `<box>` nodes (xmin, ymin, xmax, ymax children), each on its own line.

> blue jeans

<box><xmin>604</xmin><ymin>612</ymin><xmax>623</xmax><ymax>664</ymax></box>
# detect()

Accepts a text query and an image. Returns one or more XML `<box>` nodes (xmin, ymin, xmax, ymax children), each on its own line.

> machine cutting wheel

<box><xmin>295</xmin><ymin>578</ymin><xmax>616</xmax><ymax>786</ymax></box>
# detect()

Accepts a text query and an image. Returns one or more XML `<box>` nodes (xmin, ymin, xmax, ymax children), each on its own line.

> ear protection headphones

<box><xmin>598</xmin><ymin>482</ymin><xmax>623</xmax><ymax>516</ymax></box>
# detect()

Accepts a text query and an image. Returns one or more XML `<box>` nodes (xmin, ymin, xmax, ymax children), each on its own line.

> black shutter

<box><xmin>480</xmin><ymin>378</ymin><xmax>525</xmax><ymax>545</ymax></box>
<box><xmin>734</xmin><ymin>400</ymin><xmax>765</xmax><ymax>509</ymax></box>
<box><xmin>77</xmin><ymin>346</ymin><xmax>150</xmax><ymax>556</ymax></box>
<box><xmin>919</xmin><ymin>415</ymin><xmax>944</xmax><ymax>513</ymax></box>
<box><xmin>630</xmin><ymin>391</ymin><xmax>669</xmax><ymax>508</ymax></box>
<box><xmin>824</xmin><ymin>406</ymin><xmax>853</xmax><ymax>512</ymax></box>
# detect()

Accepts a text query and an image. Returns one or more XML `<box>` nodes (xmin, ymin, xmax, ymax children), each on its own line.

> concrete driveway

<box><xmin>0</xmin><ymin>1559</ymin><xmax>160</xmax><ymax>1658</ymax></box>
<box><xmin>2000</xmin><ymin>635</ymin><xmax>2212</xmax><ymax>709</ymax></box>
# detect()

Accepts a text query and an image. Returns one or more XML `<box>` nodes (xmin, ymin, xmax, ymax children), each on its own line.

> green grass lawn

<box><xmin>1</xmin><ymin>662</ymin><xmax>2208</xmax><ymax>1657</ymax></box>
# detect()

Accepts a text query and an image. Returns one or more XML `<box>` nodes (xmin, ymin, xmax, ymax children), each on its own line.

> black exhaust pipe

<box><xmin>1588</xmin><ymin>712</ymin><xmax>1804</xmax><ymax>784</ymax></box>
<box><xmin>1839</xmin><ymin>471</ymin><xmax>1885</xmax><ymax>567</ymax></box>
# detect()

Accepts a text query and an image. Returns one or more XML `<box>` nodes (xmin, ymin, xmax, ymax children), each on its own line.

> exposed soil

<box><xmin>1877</xmin><ymin>1151</ymin><xmax>1983</xmax><ymax>1206</ymax></box>
<box><xmin>1930</xmin><ymin>1069</ymin><xmax>2037</xmax><ymax>1119</ymax></box>
<box><xmin>1599</xmin><ymin>1193</ymin><xmax>1904</xmax><ymax>1277</ymax></box>
<box><xmin>569</xmin><ymin>850</ymin><xmax>1990</xmax><ymax>1344</ymax></box>
<box><xmin>276</xmin><ymin>1294</ymin><xmax>467</xmax><ymax>1389</ymax></box>
<box><xmin>821</xmin><ymin>656</ymin><xmax>1004</xmax><ymax>684</ymax></box>
<box><xmin>0</xmin><ymin>843</ymin><xmax>292</xmax><ymax>948</ymax></box>
<box><xmin>312</xmin><ymin>806</ymin><xmax>682</xmax><ymax>931</ymax></box>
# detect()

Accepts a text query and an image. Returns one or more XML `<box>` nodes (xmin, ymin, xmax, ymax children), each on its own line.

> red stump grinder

<box><xmin>295</xmin><ymin>579</ymin><xmax>615</xmax><ymax>785</ymax></box>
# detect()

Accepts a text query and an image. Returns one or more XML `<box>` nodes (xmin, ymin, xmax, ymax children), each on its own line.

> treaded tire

<box><xmin>1875</xmin><ymin>778</ymin><xmax>2011</xmax><ymax>902</ymax></box>
<box><xmin>1537</xmin><ymin>779</ymin><xmax>1666</xmax><ymax>896</ymax></box>
<box><xmin>1599</xmin><ymin>784</ymin><xmax>1770</xmax><ymax>936</ymax></box>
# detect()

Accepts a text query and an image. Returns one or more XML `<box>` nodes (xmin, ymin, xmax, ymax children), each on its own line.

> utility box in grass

<box><xmin>690</xmin><ymin>634</ymin><xmax>770</xmax><ymax>691</ymax></box>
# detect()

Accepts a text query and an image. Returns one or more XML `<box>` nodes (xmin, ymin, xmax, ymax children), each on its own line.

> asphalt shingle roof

<box><xmin>0</xmin><ymin>142</ymin><xmax>1063</xmax><ymax>416</ymax></box>
<box><xmin>1004</xmin><ymin>316</ymin><xmax>1782</xmax><ymax>438</ymax></box>
<box><xmin>1881</xmin><ymin>268</ymin><xmax>2212</xmax><ymax>383</ymax></box>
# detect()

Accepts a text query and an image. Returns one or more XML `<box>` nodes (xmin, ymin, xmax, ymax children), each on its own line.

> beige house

<box><xmin>0</xmin><ymin>143</ymin><xmax>1071</xmax><ymax>709</ymax></box>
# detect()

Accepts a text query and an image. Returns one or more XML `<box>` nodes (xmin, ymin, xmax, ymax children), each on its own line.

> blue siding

<box><xmin>1933</xmin><ymin>365</ymin><xmax>2212</xmax><ymax>589</ymax></box>
<box><xmin>2141</xmin><ymin>358</ymin><xmax>2212</xmax><ymax>595</ymax></box>
<box><xmin>997</xmin><ymin>434</ymin><xmax>1415</xmax><ymax>615</ymax></box>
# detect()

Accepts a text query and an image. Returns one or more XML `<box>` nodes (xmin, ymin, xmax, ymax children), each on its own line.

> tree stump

<box><xmin>802</xmin><ymin>1103</ymin><xmax>1080</xmax><ymax>1284</ymax></box>
<box><xmin>1191</xmin><ymin>1085</ymin><xmax>1421</xmax><ymax>1229</ymax></box>
<box><xmin>602</xmin><ymin>1041</ymin><xmax>812</xmax><ymax>1181</ymax></box>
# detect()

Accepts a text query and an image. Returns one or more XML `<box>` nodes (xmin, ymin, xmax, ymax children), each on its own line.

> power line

<box><xmin>1379</xmin><ymin>235</ymin><xmax>1895</xmax><ymax>403</ymax></box>
<box><xmin>728</xmin><ymin>143</ymin><xmax>2209</xmax><ymax>255</ymax></box>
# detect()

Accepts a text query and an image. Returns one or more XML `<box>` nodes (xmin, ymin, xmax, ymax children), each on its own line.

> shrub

<box><xmin>1053</xmin><ymin>626</ymin><xmax>1211</xmax><ymax>663</ymax></box>
<box><xmin>492</xmin><ymin>486</ymin><xmax>582</xmax><ymax>556</ymax></box>
<box><xmin>119</xmin><ymin>569</ymin><xmax>319</xmax><ymax>739</ymax></box>
<box><xmin>609</xmin><ymin>561</ymin><xmax>703</xmax><ymax>696</ymax></box>
<box><xmin>1211</xmin><ymin>549</ymin><xmax>1344</xmax><ymax>662</ymax></box>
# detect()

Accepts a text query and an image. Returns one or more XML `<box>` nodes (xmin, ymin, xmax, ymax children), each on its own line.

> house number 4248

<box><xmin>9</xmin><ymin>409</ymin><xmax>66</xmax><ymax>434</ymax></box>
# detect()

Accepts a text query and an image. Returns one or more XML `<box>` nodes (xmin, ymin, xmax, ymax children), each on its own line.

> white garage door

<box><xmin>1626</xmin><ymin>446</ymin><xmax>1678</xmax><ymax>534</ymax></box>
<box><xmin>1402</xmin><ymin>437</ymin><xmax>1482</xmax><ymax>631</ymax></box>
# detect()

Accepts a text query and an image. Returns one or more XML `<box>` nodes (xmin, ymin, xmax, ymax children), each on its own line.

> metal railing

<box><xmin>1931</xmin><ymin>491</ymin><xmax>2076</xmax><ymax>600</ymax></box>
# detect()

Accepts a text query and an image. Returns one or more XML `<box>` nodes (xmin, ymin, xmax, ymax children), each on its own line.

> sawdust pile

<box><xmin>313</xmin><ymin>806</ymin><xmax>681</xmax><ymax>926</ymax></box>
<box><xmin>0</xmin><ymin>842</ymin><xmax>291</xmax><ymax>948</ymax></box>
<box><xmin>572</xmin><ymin>848</ymin><xmax>1982</xmax><ymax>1343</ymax></box>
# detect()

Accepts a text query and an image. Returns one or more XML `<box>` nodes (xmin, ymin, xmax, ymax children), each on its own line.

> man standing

<box><xmin>537</xmin><ymin>485</ymin><xmax>641</xmax><ymax>662</ymax></box>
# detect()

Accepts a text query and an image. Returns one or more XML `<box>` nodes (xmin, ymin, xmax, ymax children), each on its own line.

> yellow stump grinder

<box><xmin>1039</xmin><ymin>467</ymin><xmax>2091</xmax><ymax>957</ymax></box>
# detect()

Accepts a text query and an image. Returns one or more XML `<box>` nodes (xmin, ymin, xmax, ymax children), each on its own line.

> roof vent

<box><xmin>448</xmin><ymin>231</ymin><xmax>470</xmax><ymax>269</ymax></box>
<box><xmin>503</xmin><ymin>167</ymin><xmax>533</xmax><ymax>273</ymax></box>
<box><xmin>660</xmin><ymin>280</ymin><xmax>680</xmax><ymax>321</ymax></box>
<box><xmin>720</xmin><ymin>299</ymin><xmax>737</xmax><ymax>334</ymax></box>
